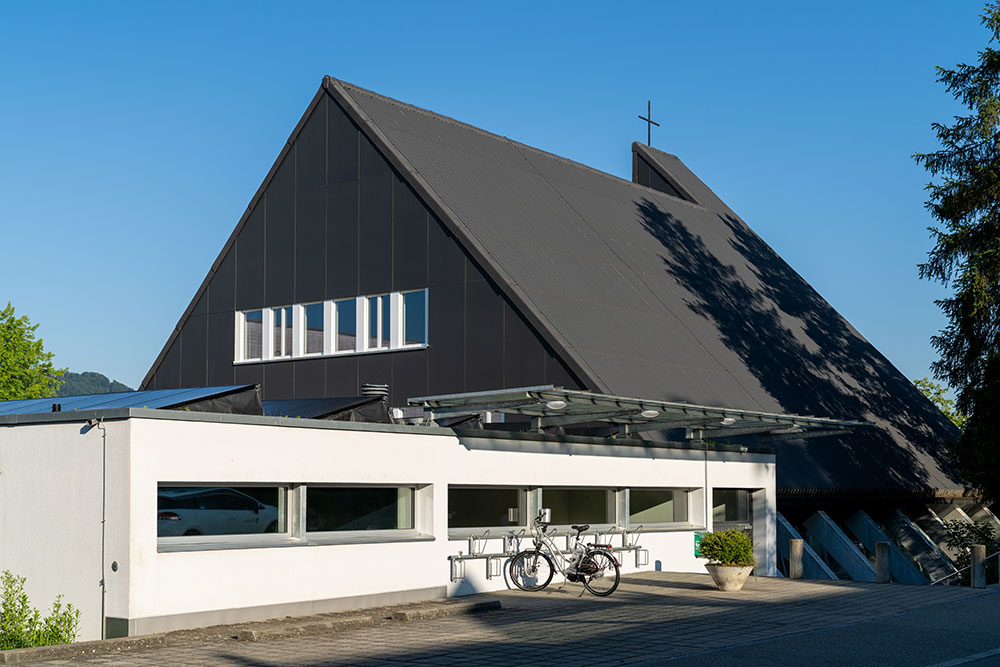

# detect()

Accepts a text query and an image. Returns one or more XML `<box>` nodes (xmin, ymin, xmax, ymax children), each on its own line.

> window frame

<box><xmin>234</xmin><ymin>290</ymin><xmax>430</xmax><ymax>365</ymax></box>
<box><xmin>446</xmin><ymin>485</ymin><xmax>528</xmax><ymax>538</ymax></box>
<box><xmin>303</xmin><ymin>484</ymin><xmax>419</xmax><ymax>543</ymax></box>
<box><xmin>625</xmin><ymin>487</ymin><xmax>693</xmax><ymax>528</ymax></box>
<box><xmin>156</xmin><ymin>483</ymin><xmax>293</xmax><ymax>551</ymax></box>
<box><xmin>538</xmin><ymin>486</ymin><xmax>619</xmax><ymax>531</ymax></box>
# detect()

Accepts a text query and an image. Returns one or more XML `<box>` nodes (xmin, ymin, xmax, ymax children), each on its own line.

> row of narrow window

<box><xmin>238</xmin><ymin>289</ymin><xmax>427</xmax><ymax>362</ymax></box>
<box><xmin>156</xmin><ymin>485</ymin><xmax>696</xmax><ymax>540</ymax></box>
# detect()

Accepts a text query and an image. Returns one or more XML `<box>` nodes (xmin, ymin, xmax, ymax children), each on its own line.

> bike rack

<box><xmin>447</xmin><ymin>527</ymin><xmax>647</xmax><ymax>582</ymax></box>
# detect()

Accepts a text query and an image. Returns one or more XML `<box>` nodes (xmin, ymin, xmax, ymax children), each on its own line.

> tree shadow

<box><xmin>635</xmin><ymin>198</ymin><xmax>960</xmax><ymax>491</ymax></box>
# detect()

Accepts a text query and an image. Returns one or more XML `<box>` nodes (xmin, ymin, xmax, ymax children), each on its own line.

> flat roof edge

<box><xmin>0</xmin><ymin>408</ymin><xmax>773</xmax><ymax>454</ymax></box>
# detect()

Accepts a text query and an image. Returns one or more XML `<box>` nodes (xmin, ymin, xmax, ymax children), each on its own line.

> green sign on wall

<box><xmin>694</xmin><ymin>531</ymin><xmax>705</xmax><ymax>557</ymax></box>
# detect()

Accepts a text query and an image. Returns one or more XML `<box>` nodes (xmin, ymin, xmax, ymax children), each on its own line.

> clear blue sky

<box><xmin>0</xmin><ymin>1</ymin><xmax>984</xmax><ymax>390</ymax></box>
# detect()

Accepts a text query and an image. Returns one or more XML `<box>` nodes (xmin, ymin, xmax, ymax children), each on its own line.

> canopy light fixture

<box><xmin>545</xmin><ymin>400</ymin><xmax>567</xmax><ymax>410</ymax></box>
<box><xmin>719</xmin><ymin>417</ymin><xmax>737</xmax><ymax>425</ymax></box>
<box><xmin>640</xmin><ymin>409</ymin><xmax>660</xmax><ymax>419</ymax></box>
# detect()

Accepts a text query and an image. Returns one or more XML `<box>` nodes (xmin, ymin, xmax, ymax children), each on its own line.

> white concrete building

<box><xmin>0</xmin><ymin>402</ymin><xmax>778</xmax><ymax>641</ymax></box>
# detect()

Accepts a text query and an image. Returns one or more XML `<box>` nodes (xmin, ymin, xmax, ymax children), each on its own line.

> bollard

<box><xmin>971</xmin><ymin>544</ymin><xmax>986</xmax><ymax>589</ymax></box>
<box><xmin>876</xmin><ymin>541</ymin><xmax>890</xmax><ymax>583</ymax></box>
<box><xmin>789</xmin><ymin>539</ymin><xmax>804</xmax><ymax>579</ymax></box>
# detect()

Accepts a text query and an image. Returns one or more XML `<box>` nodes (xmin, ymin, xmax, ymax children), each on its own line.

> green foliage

<box><xmin>914</xmin><ymin>377</ymin><xmax>967</xmax><ymax>430</ymax></box>
<box><xmin>0</xmin><ymin>571</ymin><xmax>80</xmax><ymax>650</ymax></box>
<box><xmin>914</xmin><ymin>4</ymin><xmax>1000</xmax><ymax>497</ymax></box>
<box><xmin>56</xmin><ymin>371</ymin><xmax>133</xmax><ymax>397</ymax></box>
<box><xmin>944</xmin><ymin>519</ymin><xmax>999</xmax><ymax>585</ymax></box>
<box><xmin>698</xmin><ymin>530</ymin><xmax>756</xmax><ymax>567</ymax></box>
<box><xmin>0</xmin><ymin>303</ymin><xmax>65</xmax><ymax>401</ymax></box>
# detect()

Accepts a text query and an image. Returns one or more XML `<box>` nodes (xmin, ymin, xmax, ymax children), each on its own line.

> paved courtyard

<box><xmin>18</xmin><ymin>572</ymin><xmax>1000</xmax><ymax>666</ymax></box>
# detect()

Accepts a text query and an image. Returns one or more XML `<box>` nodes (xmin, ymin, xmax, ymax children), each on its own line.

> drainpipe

<box><xmin>87</xmin><ymin>418</ymin><xmax>107</xmax><ymax>640</ymax></box>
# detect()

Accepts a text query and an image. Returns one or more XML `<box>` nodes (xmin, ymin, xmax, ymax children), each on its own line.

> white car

<box><xmin>157</xmin><ymin>487</ymin><xmax>280</xmax><ymax>537</ymax></box>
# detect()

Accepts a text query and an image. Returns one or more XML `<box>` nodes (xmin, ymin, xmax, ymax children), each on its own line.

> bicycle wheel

<box><xmin>509</xmin><ymin>550</ymin><xmax>554</xmax><ymax>591</ymax></box>
<box><xmin>581</xmin><ymin>550</ymin><xmax>620</xmax><ymax>597</ymax></box>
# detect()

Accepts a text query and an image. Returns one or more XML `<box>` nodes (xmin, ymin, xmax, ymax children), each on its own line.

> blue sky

<box><xmin>0</xmin><ymin>1</ymin><xmax>984</xmax><ymax>390</ymax></box>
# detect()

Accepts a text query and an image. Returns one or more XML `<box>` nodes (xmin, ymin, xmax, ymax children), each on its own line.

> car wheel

<box><xmin>183</xmin><ymin>529</ymin><xmax>201</xmax><ymax>536</ymax></box>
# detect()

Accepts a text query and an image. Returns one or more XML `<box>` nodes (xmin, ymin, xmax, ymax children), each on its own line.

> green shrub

<box><xmin>699</xmin><ymin>530</ymin><xmax>756</xmax><ymax>567</ymax></box>
<box><xmin>0</xmin><ymin>571</ymin><xmax>80</xmax><ymax>650</ymax></box>
<box><xmin>944</xmin><ymin>519</ymin><xmax>999</xmax><ymax>585</ymax></box>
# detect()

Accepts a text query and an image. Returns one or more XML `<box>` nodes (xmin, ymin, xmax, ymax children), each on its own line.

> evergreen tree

<box><xmin>914</xmin><ymin>3</ymin><xmax>1000</xmax><ymax>501</ymax></box>
<box><xmin>0</xmin><ymin>303</ymin><xmax>65</xmax><ymax>400</ymax></box>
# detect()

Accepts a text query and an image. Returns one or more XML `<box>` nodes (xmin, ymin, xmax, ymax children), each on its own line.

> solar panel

<box><xmin>0</xmin><ymin>385</ymin><xmax>255</xmax><ymax>416</ymax></box>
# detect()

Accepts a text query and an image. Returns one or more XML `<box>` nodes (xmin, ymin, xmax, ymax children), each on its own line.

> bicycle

<box><xmin>508</xmin><ymin>508</ymin><xmax>620</xmax><ymax>596</ymax></box>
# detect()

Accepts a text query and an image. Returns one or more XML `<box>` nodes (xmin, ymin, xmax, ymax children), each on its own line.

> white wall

<box><xmin>2</xmin><ymin>415</ymin><xmax>775</xmax><ymax>640</ymax></box>
<box><xmin>0</xmin><ymin>419</ymin><xmax>130</xmax><ymax>640</ymax></box>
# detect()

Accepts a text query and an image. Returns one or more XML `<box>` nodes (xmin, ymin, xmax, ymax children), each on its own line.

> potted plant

<box><xmin>699</xmin><ymin>530</ymin><xmax>756</xmax><ymax>591</ymax></box>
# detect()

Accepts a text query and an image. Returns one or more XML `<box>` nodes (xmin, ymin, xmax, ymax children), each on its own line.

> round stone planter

<box><xmin>705</xmin><ymin>564</ymin><xmax>753</xmax><ymax>592</ymax></box>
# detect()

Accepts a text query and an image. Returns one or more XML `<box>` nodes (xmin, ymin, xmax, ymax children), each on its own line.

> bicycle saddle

<box><xmin>571</xmin><ymin>524</ymin><xmax>590</xmax><ymax>533</ymax></box>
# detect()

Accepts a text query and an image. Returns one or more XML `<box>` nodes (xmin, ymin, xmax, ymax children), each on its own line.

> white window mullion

<box><xmin>389</xmin><ymin>292</ymin><xmax>402</xmax><ymax>349</ymax></box>
<box><xmin>357</xmin><ymin>297</ymin><xmax>368</xmax><ymax>352</ymax></box>
<box><xmin>262</xmin><ymin>308</ymin><xmax>275</xmax><ymax>360</ymax></box>
<box><xmin>323</xmin><ymin>301</ymin><xmax>335</xmax><ymax>355</ymax></box>
<box><xmin>291</xmin><ymin>305</ymin><xmax>303</xmax><ymax>357</ymax></box>
<box><xmin>234</xmin><ymin>312</ymin><xmax>243</xmax><ymax>362</ymax></box>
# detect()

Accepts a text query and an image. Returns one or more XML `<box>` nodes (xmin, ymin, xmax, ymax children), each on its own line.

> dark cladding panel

<box><xmin>236</xmin><ymin>204</ymin><xmax>265</xmax><ymax>310</ymax></box>
<box><xmin>326</xmin><ymin>356</ymin><xmax>359</xmax><ymax>396</ymax></box>
<box><xmin>180</xmin><ymin>315</ymin><xmax>207</xmax><ymax>387</ymax></box>
<box><xmin>157</xmin><ymin>340</ymin><xmax>181</xmax><ymax>390</ymax></box>
<box><xmin>465</xmin><ymin>281</ymin><xmax>503</xmax><ymax>392</ymax></box>
<box><xmin>296</xmin><ymin>96</ymin><xmax>327</xmax><ymax>190</ymax></box>
<box><xmin>391</xmin><ymin>350</ymin><xmax>428</xmax><ymax>407</ymax></box>
<box><xmin>546</xmin><ymin>353</ymin><xmax>585</xmax><ymax>391</ymax></box>
<box><xmin>392</xmin><ymin>176</ymin><xmax>428</xmax><ymax>291</ymax></box>
<box><xmin>295</xmin><ymin>187</ymin><xmax>326</xmax><ymax>303</ymax></box>
<box><xmin>268</xmin><ymin>149</ymin><xmax>295</xmax><ymax>197</ymax></box>
<box><xmin>207</xmin><ymin>311</ymin><xmax>235</xmax><ymax>386</ymax></box>
<box><xmin>328</xmin><ymin>99</ymin><xmax>359</xmax><ymax>184</ymax></box>
<box><xmin>326</xmin><ymin>180</ymin><xmax>359</xmax><ymax>299</ymax></box>
<box><xmin>190</xmin><ymin>292</ymin><xmax>207</xmax><ymax>318</ymax></box>
<box><xmin>209</xmin><ymin>248</ymin><xmax>236</xmax><ymax>314</ymax></box>
<box><xmin>428</xmin><ymin>216</ymin><xmax>465</xmax><ymax>287</ymax></box>
<box><xmin>234</xmin><ymin>363</ymin><xmax>263</xmax><ymax>388</ymax></box>
<box><xmin>359</xmin><ymin>353</ymin><xmax>392</xmax><ymax>390</ymax></box>
<box><xmin>264</xmin><ymin>362</ymin><xmax>294</xmax><ymax>399</ymax></box>
<box><xmin>427</xmin><ymin>283</ymin><xmax>465</xmax><ymax>395</ymax></box>
<box><xmin>294</xmin><ymin>358</ymin><xmax>326</xmax><ymax>397</ymax></box>
<box><xmin>503</xmin><ymin>303</ymin><xmax>547</xmax><ymax>388</ymax></box>
<box><xmin>359</xmin><ymin>134</ymin><xmax>392</xmax><ymax>295</ymax></box>
<box><xmin>265</xmin><ymin>194</ymin><xmax>295</xmax><ymax>305</ymax></box>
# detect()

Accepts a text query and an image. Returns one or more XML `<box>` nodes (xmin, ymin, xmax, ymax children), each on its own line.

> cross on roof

<box><xmin>638</xmin><ymin>100</ymin><xmax>660</xmax><ymax>146</ymax></box>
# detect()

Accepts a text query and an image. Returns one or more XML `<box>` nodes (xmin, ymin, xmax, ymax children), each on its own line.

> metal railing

<box><xmin>930</xmin><ymin>548</ymin><xmax>1000</xmax><ymax>585</ymax></box>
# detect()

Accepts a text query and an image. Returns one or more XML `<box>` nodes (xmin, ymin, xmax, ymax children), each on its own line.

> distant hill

<box><xmin>56</xmin><ymin>371</ymin><xmax>133</xmax><ymax>397</ymax></box>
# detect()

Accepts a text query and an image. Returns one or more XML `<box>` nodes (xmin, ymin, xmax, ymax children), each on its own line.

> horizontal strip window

<box><xmin>235</xmin><ymin>289</ymin><xmax>428</xmax><ymax>363</ymax></box>
<box><xmin>158</xmin><ymin>484</ymin><xmax>426</xmax><ymax>551</ymax></box>
<box><xmin>158</xmin><ymin>485</ymin><xmax>288</xmax><ymax>538</ymax></box>
<box><xmin>629</xmin><ymin>488</ymin><xmax>689</xmax><ymax>525</ymax></box>
<box><xmin>541</xmin><ymin>487</ymin><xmax>616</xmax><ymax>526</ymax></box>
<box><xmin>306</xmin><ymin>486</ymin><xmax>414</xmax><ymax>534</ymax></box>
<box><xmin>448</xmin><ymin>486</ymin><xmax>527</xmax><ymax>530</ymax></box>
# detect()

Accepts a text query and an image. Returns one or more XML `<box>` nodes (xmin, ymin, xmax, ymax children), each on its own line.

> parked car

<box><xmin>157</xmin><ymin>487</ymin><xmax>280</xmax><ymax>537</ymax></box>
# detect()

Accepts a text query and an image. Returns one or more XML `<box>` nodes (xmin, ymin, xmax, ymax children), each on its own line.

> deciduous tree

<box><xmin>0</xmin><ymin>303</ymin><xmax>64</xmax><ymax>400</ymax></box>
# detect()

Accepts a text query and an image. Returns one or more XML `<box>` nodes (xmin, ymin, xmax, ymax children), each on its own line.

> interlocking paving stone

<box><xmin>8</xmin><ymin>572</ymin><xmax>998</xmax><ymax>666</ymax></box>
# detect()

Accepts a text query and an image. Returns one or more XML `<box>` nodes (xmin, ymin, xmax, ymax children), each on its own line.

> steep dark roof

<box><xmin>328</xmin><ymin>78</ymin><xmax>963</xmax><ymax>494</ymax></box>
<box><xmin>142</xmin><ymin>77</ymin><xmax>964</xmax><ymax>494</ymax></box>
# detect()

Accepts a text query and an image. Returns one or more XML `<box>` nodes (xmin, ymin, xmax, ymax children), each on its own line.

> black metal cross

<box><xmin>638</xmin><ymin>100</ymin><xmax>660</xmax><ymax>146</ymax></box>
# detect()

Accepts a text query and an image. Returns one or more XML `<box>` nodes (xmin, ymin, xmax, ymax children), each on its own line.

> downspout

<box><xmin>87</xmin><ymin>418</ymin><xmax>107</xmax><ymax>640</ymax></box>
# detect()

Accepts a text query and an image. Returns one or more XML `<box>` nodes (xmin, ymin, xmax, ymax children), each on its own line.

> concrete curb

<box><xmin>0</xmin><ymin>634</ymin><xmax>170</xmax><ymax>665</ymax></box>
<box><xmin>0</xmin><ymin>597</ymin><xmax>504</xmax><ymax>662</ymax></box>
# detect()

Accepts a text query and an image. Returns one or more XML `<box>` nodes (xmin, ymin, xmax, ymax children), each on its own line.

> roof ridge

<box><xmin>330</xmin><ymin>77</ymin><xmax>704</xmax><ymax>208</ymax></box>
